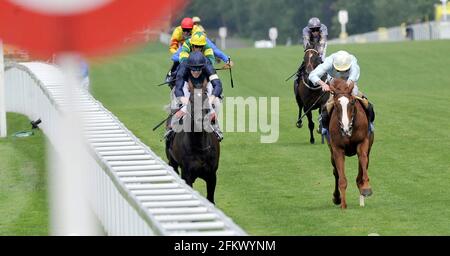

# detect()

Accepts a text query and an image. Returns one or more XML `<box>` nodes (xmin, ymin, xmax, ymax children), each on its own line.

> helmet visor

<box><xmin>190</xmin><ymin>65</ymin><xmax>203</xmax><ymax>71</ymax></box>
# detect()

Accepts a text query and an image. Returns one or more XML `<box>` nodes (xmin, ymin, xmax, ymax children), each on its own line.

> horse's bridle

<box><xmin>333</xmin><ymin>93</ymin><xmax>356</xmax><ymax>137</ymax></box>
<box><xmin>301</xmin><ymin>48</ymin><xmax>322</xmax><ymax>90</ymax></box>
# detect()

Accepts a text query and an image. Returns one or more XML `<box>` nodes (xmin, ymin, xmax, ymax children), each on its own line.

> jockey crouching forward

<box><xmin>308</xmin><ymin>50</ymin><xmax>375</xmax><ymax>135</ymax></box>
<box><xmin>165</xmin><ymin>51</ymin><xmax>224</xmax><ymax>141</ymax></box>
<box><xmin>297</xmin><ymin>17</ymin><xmax>328</xmax><ymax>75</ymax></box>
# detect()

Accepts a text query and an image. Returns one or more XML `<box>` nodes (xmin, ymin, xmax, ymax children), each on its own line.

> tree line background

<box><xmin>178</xmin><ymin>0</ymin><xmax>438</xmax><ymax>44</ymax></box>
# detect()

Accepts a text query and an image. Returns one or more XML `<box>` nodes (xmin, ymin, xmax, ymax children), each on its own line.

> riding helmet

<box><xmin>187</xmin><ymin>51</ymin><xmax>206</xmax><ymax>69</ymax></box>
<box><xmin>181</xmin><ymin>17</ymin><xmax>194</xmax><ymax>29</ymax></box>
<box><xmin>333</xmin><ymin>50</ymin><xmax>352</xmax><ymax>71</ymax></box>
<box><xmin>308</xmin><ymin>17</ymin><xmax>321</xmax><ymax>29</ymax></box>
<box><xmin>190</xmin><ymin>31</ymin><xmax>207</xmax><ymax>46</ymax></box>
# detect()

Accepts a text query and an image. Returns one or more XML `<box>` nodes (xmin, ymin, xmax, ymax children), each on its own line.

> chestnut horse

<box><xmin>326</xmin><ymin>78</ymin><xmax>374</xmax><ymax>209</ymax></box>
<box><xmin>294</xmin><ymin>46</ymin><xmax>329</xmax><ymax>144</ymax></box>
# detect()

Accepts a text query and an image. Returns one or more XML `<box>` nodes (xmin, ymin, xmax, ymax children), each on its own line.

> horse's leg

<box><xmin>331</xmin><ymin>156</ymin><xmax>341</xmax><ymax>205</ymax></box>
<box><xmin>306</xmin><ymin>111</ymin><xmax>315</xmax><ymax>144</ymax></box>
<box><xmin>181</xmin><ymin>165</ymin><xmax>194</xmax><ymax>187</ymax></box>
<box><xmin>356</xmin><ymin>139</ymin><xmax>372</xmax><ymax>197</ymax></box>
<box><xmin>169</xmin><ymin>158</ymin><xmax>179</xmax><ymax>174</ymax></box>
<box><xmin>332</xmin><ymin>148</ymin><xmax>347</xmax><ymax>209</ymax></box>
<box><xmin>205</xmin><ymin>173</ymin><xmax>217</xmax><ymax>204</ymax></box>
<box><xmin>294</xmin><ymin>81</ymin><xmax>304</xmax><ymax>128</ymax></box>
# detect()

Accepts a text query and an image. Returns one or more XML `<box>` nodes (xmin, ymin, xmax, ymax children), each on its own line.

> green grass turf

<box><xmin>90</xmin><ymin>40</ymin><xmax>450</xmax><ymax>235</ymax></box>
<box><xmin>0</xmin><ymin>113</ymin><xmax>48</xmax><ymax>235</ymax></box>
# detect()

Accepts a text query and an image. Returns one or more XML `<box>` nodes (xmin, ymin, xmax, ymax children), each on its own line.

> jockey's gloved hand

<box><xmin>224</xmin><ymin>59</ymin><xmax>234</xmax><ymax>69</ymax></box>
<box><xmin>209</xmin><ymin>111</ymin><xmax>217</xmax><ymax>123</ymax></box>
<box><xmin>179</xmin><ymin>97</ymin><xmax>189</xmax><ymax>106</ymax></box>
<box><xmin>208</xmin><ymin>96</ymin><xmax>216</xmax><ymax>106</ymax></box>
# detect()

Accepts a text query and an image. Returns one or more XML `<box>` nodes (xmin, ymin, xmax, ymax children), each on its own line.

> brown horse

<box><xmin>326</xmin><ymin>78</ymin><xmax>374</xmax><ymax>209</ymax></box>
<box><xmin>294</xmin><ymin>47</ymin><xmax>329</xmax><ymax>144</ymax></box>
<box><xmin>166</xmin><ymin>80</ymin><xmax>220</xmax><ymax>204</ymax></box>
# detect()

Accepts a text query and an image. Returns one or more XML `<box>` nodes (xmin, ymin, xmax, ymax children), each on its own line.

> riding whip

<box><xmin>228</xmin><ymin>58</ymin><xmax>234</xmax><ymax>88</ymax></box>
<box><xmin>299</xmin><ymin>91</ymin><xmax>327</xmax><ymax>121</ymax></box>
<box><xmin>215</xmin><ymin>58</ymin><xmax>234</xmax><ymax>88</ymax></box>
<box><xmin>152</xmin><ymin>106</ymin><xmax>182</xmax><ymax>131</ymax></box>
<box><xmin>285</xmin><ymin>71</ymin><xmax>298</xmax><ymax>82</ymax></box>
<box><xmin>154</xmin><ymin>77</ymin><xmax>180</xmax><ymax>87</ymax></box>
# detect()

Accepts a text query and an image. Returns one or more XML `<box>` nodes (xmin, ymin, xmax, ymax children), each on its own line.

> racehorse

<box><xmin>326</xmin><ymin>78</ymin><xmax>374</xmax><ymax>209</ymax></box>
<box><xmin>166</xmin><ymin>80</ymin><xmax>220</xmax><ymax>204</ymax></box>
<box><xmin>294</xmin><ymin>45</ymin><xmax>329</xmax><ymax>144</ymax></box>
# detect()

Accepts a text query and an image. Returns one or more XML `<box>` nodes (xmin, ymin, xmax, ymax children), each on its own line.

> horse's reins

<box><xmin>285</xmin><ymin>49</ymin><xmax>320</xmax><ymax>82</ymax></box>
<box><xmin>301</xmin><ymin>75</ymin><xmax>322</xmax><ymax>90</ymax></box>
<box><xmin>298</xmin><ymin>91</ymin><xmax>327</xmax><ymax>121</ymax></box>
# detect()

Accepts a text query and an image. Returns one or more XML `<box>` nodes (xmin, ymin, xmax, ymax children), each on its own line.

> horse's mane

<box><xmin>330</xmin><ymin>78</ymin><xmax>353</xmax><ymax>95</ymax></box>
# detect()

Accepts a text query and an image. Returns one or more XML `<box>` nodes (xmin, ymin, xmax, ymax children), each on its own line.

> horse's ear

<box><xmin>347</xmin><ymin>81</ymin><xmax>355</xmax><ymax>94</ymax></box>
<box><xmin>329</xmin><ymin>82</ymin><xmax>336</xmax><ymax>92</ymax></box>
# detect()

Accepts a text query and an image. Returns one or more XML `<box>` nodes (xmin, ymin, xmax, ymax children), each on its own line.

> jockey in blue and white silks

<box><xmin>309</xmin><ymin>50</ymin><xmax>375</xmax><ymax>135</ymax></box>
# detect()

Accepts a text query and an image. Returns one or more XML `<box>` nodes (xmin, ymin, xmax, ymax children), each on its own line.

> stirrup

<box><xmin>165</xmin><ymin>71</ymin><xmax>171</xmax><ymax>83</ymax></box>
<box><xmin>164</xmin><ymin>129</ymin><xmax>174</xmax><ymax>140</ymax></box>
<box><xmin>369</xmin><ymin>123</ymin><xmax>375</xmax><ymax>133</ymax></box>
<box><xmin>214</xmin><ymin>129</ymin><xmax>223</xmax><ymax>142</ymax></box>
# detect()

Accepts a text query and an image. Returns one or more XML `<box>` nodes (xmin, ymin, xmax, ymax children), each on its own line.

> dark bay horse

<box><xmin>294</xmin><ymin>47</ymin><xmax>329</xmax><ymax>144</ymax></box>
<box><xmin>166</xmin><ymin>81</ymin><xmax>220</xmax><ymax>204</ymax></box>
<box><xmin>326</xmin><ymin>78</ymin><xmax>374</xmax><ymax>209</ymax></box>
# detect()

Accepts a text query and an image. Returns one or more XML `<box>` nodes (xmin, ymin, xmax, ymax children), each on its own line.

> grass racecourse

<box><xmin>1</xmin><ymin>40</ymin><xmax>450</xmax><ymax>235</ymax></box>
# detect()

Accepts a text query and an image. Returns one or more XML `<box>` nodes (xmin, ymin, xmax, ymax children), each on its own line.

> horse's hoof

<box><xmin>361</xmin><ymin>188</ymin><xmax>373</xmax><ymax>197</ymax></box>
<box><xmin>310</xmin><ymin>138</ymin><xmax>315</xmax><ymax>144</ymax></box>
<box><xmin>332</xmin><ymin>197</ymin><xmax>341</xmax><ymax>205</ymax></box>
<box><xmin>296</xmin><ymin>121</ymin><xmax>303</xmax><ymax>128</ymax></box>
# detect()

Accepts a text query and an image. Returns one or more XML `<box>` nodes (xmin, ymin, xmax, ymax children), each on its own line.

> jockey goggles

<box><xmin>190</xmin><ymin>66</ymin><xmax>203</xmax><ymax>71</ymax></box>
<box><xmin>310</xmin><ymin>27</ymin><xmax>320</xmax><ymax>32</ymax></box>
<box><xmin>192</xmin><ymin>44</ymin><xmax>204</xmax><ymax>51</ymax></box>
<box><xmin>182</xmin><ymin>28</ymin><xmax>192</xmax><ymax>33</ymax></box>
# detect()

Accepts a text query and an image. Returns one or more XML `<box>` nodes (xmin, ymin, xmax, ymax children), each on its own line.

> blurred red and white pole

<box><xmin>0</xmin><ymin>40</ymin><xmax>6</xmax><ymax>138</ymax></box>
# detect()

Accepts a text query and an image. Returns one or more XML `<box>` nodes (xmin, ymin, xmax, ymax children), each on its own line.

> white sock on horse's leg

<box><xmin>359</xmin><ymin>195</ymin><xmax>365</xmax><ymax>207</ymax></box>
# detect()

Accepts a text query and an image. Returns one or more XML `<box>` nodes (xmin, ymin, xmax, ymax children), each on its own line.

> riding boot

<box><xmin>166</xmin><ymin>61</ymin><xmax>180</xmax><ymax>89</ymax></box>
<box><xmin>358</xmin><ymin>94</ymin><xmax>375</xmax><ymax>133</ymax></box>
<box><xmin>320</xmin><ymin>107</ymin><xmax>330</xmax><ymax>135</ymax></box>
<box><xmin>164</xmin><ymin>128</ymin><xmax>174</xmax><ymax>141</ymax></box>
<box><xmin>366</xmin><ymin>102</ymin><xmax>375</xmax><ymax>133</ymax></box>
<box><xmin>164</xmin><ymin>112</ymin><xmax>176</xmax><ymax>142</ymax></box>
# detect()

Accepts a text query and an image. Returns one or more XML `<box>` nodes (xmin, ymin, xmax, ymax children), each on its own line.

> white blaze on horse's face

<box><xmin>338</xmin><ymin>96</ymin><xmax>351</xmax><ymax>135</ymax></box>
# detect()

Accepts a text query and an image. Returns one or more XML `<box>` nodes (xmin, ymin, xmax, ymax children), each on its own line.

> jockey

<box><xmin>308</xmin><ymin>50</ymin><xmax>375</xmax><ymax>135</ymax></box>
<box><xmin>296</xmin><ymin>17</ymin><xmax>328</xmax><ymax>79</ymax></box>
<box><xmin>192</xmin><ymin>16</ymin><xmax>205</xmax><ymax>33</ymax></box>
<box><xmin>166</xmin><ymin>51</ymin><xmax>224</xmax><ymax>141</ymax></box>
<box><xmin>169</xmin><ymin>17</ymin><xmax>194</xmax><ymax>54</ymax></box>
<box><xmin>166</xmin><ymin>17</ymin><xmax>195</xmax><ymax>82</ymax></box>
<box><xmin>302</xmin><ymin>17</ymin><xmax>328</xmax><ymax>61</ymax></box>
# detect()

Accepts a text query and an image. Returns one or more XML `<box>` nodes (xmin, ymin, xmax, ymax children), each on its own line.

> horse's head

<box><xmin>303</xmin><ymin>47</ymin><xmax>322</xmax><ymax>74</ymax></box>
<box><xmin>187</xmin><ymin>86</ymin><xmax>214</xmax><ymax>133</ymax></box>
<box><xmin>330</xmin><ymin>78</ymin><xmax>356</xmax><ymax>137</ymax></box>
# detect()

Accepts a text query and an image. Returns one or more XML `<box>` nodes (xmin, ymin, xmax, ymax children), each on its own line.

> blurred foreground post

<box><xmin>50</xmin><ymin>54</ymin><xmax>99</xmax><ymax>235</ymax></box>
<box><xmin>0</xmin><ymin>40</ymin><xmax>6</xmax><ymax>137</ymax></box>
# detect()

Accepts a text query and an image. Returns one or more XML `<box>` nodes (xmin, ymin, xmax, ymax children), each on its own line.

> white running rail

<box><xmin>4</xmin><ymin>62</ymin><xmax>246</xmax><ymax>236</ymax></box>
